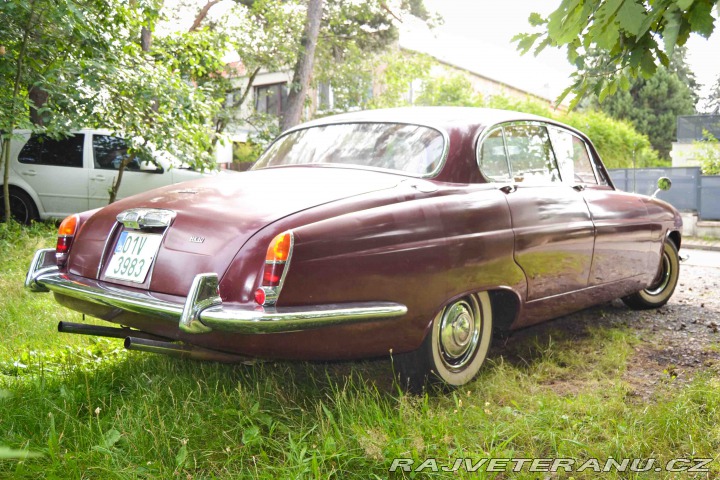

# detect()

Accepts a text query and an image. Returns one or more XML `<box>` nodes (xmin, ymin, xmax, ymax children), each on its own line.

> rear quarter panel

<box><xmin>266</xmin><ymin>184</ymin><xmax>524</xmax><ymax>357</ymax></box>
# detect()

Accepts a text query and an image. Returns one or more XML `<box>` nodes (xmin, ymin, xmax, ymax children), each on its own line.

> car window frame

<box><xmin>476</xmin><ymin>121</ymin><xmax>563</xmax><ymax>185</ymax></box>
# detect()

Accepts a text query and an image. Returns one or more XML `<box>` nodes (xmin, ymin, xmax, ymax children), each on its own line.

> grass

<box><xmin>2</xmin><ymin>222</ymin><xmax>720</xmax><ymax>478</ymax></box>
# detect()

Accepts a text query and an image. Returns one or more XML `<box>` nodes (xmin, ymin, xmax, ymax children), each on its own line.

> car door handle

<box><xmin>22</xmin><ymin>170</ymin><xmax>37</xmax><ymax>177</ymax></box>
<box><xmin>572</xmin><ymin>184</ymin><xmax>586</xmax><ymax>192</ymax></box>
<box><xmin>91</xmin><ymin>175</ymin><xmax>106</xmax><ymax>181</ymax></box>
<box><xmin>499</xmin><ymin>184</ymin><xmax>517</xmax><ymax>194</ymax></box>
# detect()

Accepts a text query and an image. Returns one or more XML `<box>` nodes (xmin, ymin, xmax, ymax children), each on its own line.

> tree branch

<box><xmin>189</xmin><ymin>0</ymin><xmax>222</xmax><ymax>32</ymax></box>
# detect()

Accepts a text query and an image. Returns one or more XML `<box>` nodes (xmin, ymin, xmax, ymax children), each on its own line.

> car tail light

<box><xmin>56</xmin><ymin>214</ymin><xmax>79</xmax><ymax>266</ymax></box>
<box><xmin>255</xmin><ymin>231</ymin><xmax>293</xmax><ymax>306</ymax></box>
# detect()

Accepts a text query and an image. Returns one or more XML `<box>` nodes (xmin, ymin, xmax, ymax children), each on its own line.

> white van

<box><xmin>2</xmin><ymin>129</ymin><xmax>216</xmax><ymax>222</ymax></box>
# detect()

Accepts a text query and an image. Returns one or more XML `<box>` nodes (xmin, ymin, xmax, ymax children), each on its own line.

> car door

<box><xmin>478</xmin><ymin>123</ymin><xmax>595</xmax><ymax>301</ymax></box>
<box><xmin>88</xmin><ymin>134</ymin><xmax>170</xmax><ymax>209</ymax></box>
<box><xmin>12</xmin><ymin>133</ymin><xmax>89</xmax><ymax>217</ymax></box>
<box><xmin>551</xmin><ymin>128</ymin><xmax>656</xmax><ymax>285</ymax></box>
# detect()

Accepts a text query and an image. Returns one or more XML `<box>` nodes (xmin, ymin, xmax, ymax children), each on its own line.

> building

<box><xmin>670</xmin><ymin>115</ymin><xmax>720</xmax><ymax>168</ymax></box>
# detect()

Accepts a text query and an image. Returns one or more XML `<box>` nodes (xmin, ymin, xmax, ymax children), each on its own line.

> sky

<box><xmin>408</xmin><ymin>0</ymin><xmax>720</xmax><ymax>109</ymax></box>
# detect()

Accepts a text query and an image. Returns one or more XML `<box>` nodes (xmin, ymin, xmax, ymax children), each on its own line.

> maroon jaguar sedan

<box><xmin>26</xmin><ymin>107</ymin><xmax>682</xmax><ymax>390</ymax></box>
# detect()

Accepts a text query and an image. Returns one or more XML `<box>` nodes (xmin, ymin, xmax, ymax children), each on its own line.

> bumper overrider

<box><xmin>25</xmin><ymin>248</ymin><xmax>408</xmax><ymax>335</ymax></box>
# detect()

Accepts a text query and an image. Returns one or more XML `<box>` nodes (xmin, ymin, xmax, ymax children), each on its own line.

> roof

<box><xmin>289</xmin><ymin>106</ymin><xmax>556</xmax><ymax>135</ymax></box>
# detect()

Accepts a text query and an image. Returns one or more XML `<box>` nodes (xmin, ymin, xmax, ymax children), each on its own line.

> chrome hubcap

<box><xmin>438</xmin><ymin>299</ymin><xmax>480</xmax><ymax>370</ymax></box>
<box><xmin>646</xmin><ymin>252</ymin><xmax>671</xmax><ymax>296</ymax></box>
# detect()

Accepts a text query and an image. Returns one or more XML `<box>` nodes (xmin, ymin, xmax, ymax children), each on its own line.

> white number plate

<box><xmin>105</xmin><ymin>231</ymin><xmax>163</xmax><ymax>283</ymax></box>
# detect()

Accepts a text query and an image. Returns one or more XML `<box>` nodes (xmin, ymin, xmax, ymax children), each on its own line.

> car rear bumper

<box><xmin>26</xmin><ymin>248</ymin><xmax>408</xmax><ymax>334</ymax></box>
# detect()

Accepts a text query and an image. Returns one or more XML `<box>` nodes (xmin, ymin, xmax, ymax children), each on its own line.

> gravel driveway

<box><xmin>495</xmin><ymin>248</ymin><xmax>720</xmax><ymax>399</ymax></box>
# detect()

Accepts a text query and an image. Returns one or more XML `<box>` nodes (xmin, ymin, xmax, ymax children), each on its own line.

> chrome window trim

<box><xmin>476</xmin><ymin>120</ymin><xmax>562</xmax><ymax>185</ymax></box>
<box><xmin>252</xmin><ymin>121</ymin><xmax>450</xmax><ymax>179</ymax></box>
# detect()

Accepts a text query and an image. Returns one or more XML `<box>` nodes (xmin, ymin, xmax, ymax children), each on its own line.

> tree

<box><xmin>415</xmin><ymin>74</ymin><xmax>482</xmax><ymax>107</ymax></box>
<box><xmin>0</xmin><ymin>0</ymin><xmax>117</xmax><ymax>221</ymax></box>
<box><xmin>696</xmin><ymin>130</ymin><xmax>720</xmax><ymax>174</ymax></box>
<box><xmin>594</xmin><ymin>65</ymin><xmax>696</xmax><ymax>160</ymax></box>
<box><xmin>704</xmin><ymin>75</ymin><xmax>720</xmax><ymax>113</ymax></box>
<box><xmin>281</xmin><ymin>0</ymin><xmax>324</xmax><ymax>131</ymax></box>
<box><xmin>514</xmin><ymin>0</ymin><xmax>719</xmax><ymax>108</ymax></box>
<box><xmin>1</xmin><ymin>1</ymin><xmax>223</xmax><ymax>214</ymax></box>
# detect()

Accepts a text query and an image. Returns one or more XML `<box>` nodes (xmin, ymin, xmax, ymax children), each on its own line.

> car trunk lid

<box><xmin>69</xmin><ymin>167</ymin><xmax>403</xmax><ymax>297</ymax></box>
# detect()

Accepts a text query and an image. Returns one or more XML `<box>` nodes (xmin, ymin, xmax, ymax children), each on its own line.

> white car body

<box><xmin>4</xmin><ymin>129</ymin><xmax>216</xmax><ymax>221</ymax></box>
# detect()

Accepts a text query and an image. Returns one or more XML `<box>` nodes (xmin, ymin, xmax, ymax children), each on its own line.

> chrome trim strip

<box><xmin>26</xmin><ymin>252</ymin><xmax>408</xmax><ymax>335</ymax></box>
<box><xmin>199</xmin><ymin>302</ymin><xmax>408</xmax><ymax>334</ymax></box>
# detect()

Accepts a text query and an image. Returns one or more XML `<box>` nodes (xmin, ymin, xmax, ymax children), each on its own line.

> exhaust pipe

<box><xmin>58</xmin><ymin>321</ymin><xmax>170</xmax><ymax>342</ymax></box>
<box><xmin>124</xmin><ymin>337</ymin><xmax>252</xmax><ymax>363</ymax></box>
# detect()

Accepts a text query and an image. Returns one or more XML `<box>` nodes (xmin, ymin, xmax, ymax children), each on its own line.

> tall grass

<box><xmin>1</xmin><ymin>223</ymin><xmax>719</xmax><ymax>478</ymax></box>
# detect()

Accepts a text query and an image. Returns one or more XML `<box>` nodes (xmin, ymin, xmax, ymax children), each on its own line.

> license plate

<box><xmin>105</xmin><ymin>231</ymin><xmax>163</xmax><ymax>283</ymax></box>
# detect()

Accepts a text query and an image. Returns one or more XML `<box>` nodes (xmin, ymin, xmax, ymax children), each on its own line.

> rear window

<box><xmin>252</xmin><ymin>123</ymin><xmax>446</xmax><ymax>176</ymax></box>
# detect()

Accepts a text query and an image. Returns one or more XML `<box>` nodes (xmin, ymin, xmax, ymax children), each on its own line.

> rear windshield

<box><xmin>252</xmin><ymin>122</ymin><xmax>445</xmax><ymax>176</ymax></box>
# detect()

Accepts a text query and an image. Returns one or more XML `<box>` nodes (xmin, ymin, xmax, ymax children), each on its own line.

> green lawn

<box><xmin>1</xmin><ymin>222</ymin><xmax>719</xmax><ymax>479</ymax></box>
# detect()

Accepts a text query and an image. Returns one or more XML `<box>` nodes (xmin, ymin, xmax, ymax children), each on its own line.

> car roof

<box><xmin>288</xmin><ymin>107</ymin><xmax>555</xmax><ymax>134</ymax></box>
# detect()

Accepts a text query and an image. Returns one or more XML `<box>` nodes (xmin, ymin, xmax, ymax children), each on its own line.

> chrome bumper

<box><xmin>25</xmin><ymin>249</ymin><xmax>408</xmax><ymax>334</ymax></box>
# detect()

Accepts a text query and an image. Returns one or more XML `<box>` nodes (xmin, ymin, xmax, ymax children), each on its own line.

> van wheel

<box><xmin>0</xmin><ymin>187</ymin><xmax>39</xmax><ymax>224</ymax></box>
<box><xmin>395</xmin><ymin>292</ymin><xmax>493</xmax><ymax>393</ymax></box>
<box><xmin>622</xmin><ymin>240</ymin><xmax>680</xmax><ymax>310</ymax></box>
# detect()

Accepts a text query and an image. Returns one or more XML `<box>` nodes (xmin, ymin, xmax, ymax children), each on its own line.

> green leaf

<box><xmin>514</xmin><ymin>33</ymin><xmax>542</xmax><ymax>54</ymax></box>
<box><xmin>102</xmin><ymin>428</ymin><xmax>122</xmax><ymax>449</ymax></box>
<box><xmin>528</xmin><ymin>12</ymin><xmax>546</xmax><ymax>26</ymax></box>
<box><xmin>639</xmin><ymin>52</ymin><xmax>658</xmax><ymax>77</ymax></box>
<box><xmin>554</xmin><ymin>3</ymin><xmax>587</xmax><ymax>44</ymax></box>
<box><xmin>175</xmin><ymin>444</ymin><xmax>188</xmax><ymax>469</ymax></box>
<box><xmin>687</xmin><ymin>0</ymin><xmax>715</xmax><ymax>37</ymax></box>
<box><xmin>0</xmin><ymin>446</ymin><xmax>42</xmax><ymax>459</ymax></box>
<box><xmin>662</xmin><ymin>6</ymin><xmax>682</xmax><ymax>55</ymax></box>
<box><xmin>676</xmin><ymin>0</ymin><xmax>695</xmax><ymax>9</ymax></box>
<box><xmin>242</xmin><ymin>426</ymin><xmax>261</xmax><ymax>446</ymax></box>
<box><xmin>617</xmin><ymin>0</ymin><xmax>648</xmax><ymax>36</ymax></box>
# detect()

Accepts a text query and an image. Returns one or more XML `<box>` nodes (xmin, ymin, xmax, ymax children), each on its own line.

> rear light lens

<box><xmin>256</xmin><ymin>231</ymin><xmax>294</xmax><ymax>305</ymax></box>
<box><xmin>56</xmin><ymin>214</ymin><xmax>79</xmax><ymax>266</ymax></box>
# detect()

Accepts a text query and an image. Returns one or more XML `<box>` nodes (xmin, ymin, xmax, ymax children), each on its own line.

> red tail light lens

<box><xmin>56</xmin><ymin>214</ymin><xmax>79</xmax><ymax>266</ymax></box>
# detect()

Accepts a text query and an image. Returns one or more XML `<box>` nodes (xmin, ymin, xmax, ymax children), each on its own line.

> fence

<box><xmin>608</xmin><ymin>167</ymin><xmax>720</xmax><ymax>221</ymax></box>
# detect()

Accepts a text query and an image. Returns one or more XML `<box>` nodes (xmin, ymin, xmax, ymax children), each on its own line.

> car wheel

<box><xmin>0</xmin><ymin>187</ymin><xmax>39</xmax><ymax>224</ymax></box>
<box><xmin>622</xmin><ymin>240</ymin><xmax>680</xmax><ymax>310</ymax></box>
<box><xmin>395</xmin><ymin>292</ymin><xmax>493</xmax><ymax>393</ymax></box>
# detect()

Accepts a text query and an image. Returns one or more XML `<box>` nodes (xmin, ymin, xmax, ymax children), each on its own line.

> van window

<box><xmin>18</xmin><ymin>134</ymin><xmax>84</xmax><ymax>168</ymax></box>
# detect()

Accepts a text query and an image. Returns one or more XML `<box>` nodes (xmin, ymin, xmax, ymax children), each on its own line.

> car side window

<box><xmin>548</xmin><ymin>128</ymin><xmax>598</xmax><ymax>185</ymax></box>
<box><xmin>504</xmin><ymin>124</ymin><xmax>561</xmax><ymax>184</ymax></box>
<box><xmin>93</xmin><ymin>135</ymin><xmax>141</xmax><ymax>171</ymax></box>
<box><xmin>18</xmin><ymin>134</ymin><xmax>84</xmax><ymax>168</ymax></box>
<box><xmin>478</xmin><ymin>128</ymin><xmax>512</xmax><ymax>181</ymax></box>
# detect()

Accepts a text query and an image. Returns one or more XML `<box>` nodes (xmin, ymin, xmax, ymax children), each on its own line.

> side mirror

<box><xmin>652</xmin><ymin>176</ymin><xmax>672</xmax><ymax>198</ymax></box>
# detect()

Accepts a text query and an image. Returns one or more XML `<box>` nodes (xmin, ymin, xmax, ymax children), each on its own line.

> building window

<box><xmin>254</xmin><ymin>83</ymin><xmax>288</xmax><ymax>116</ymax></box>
